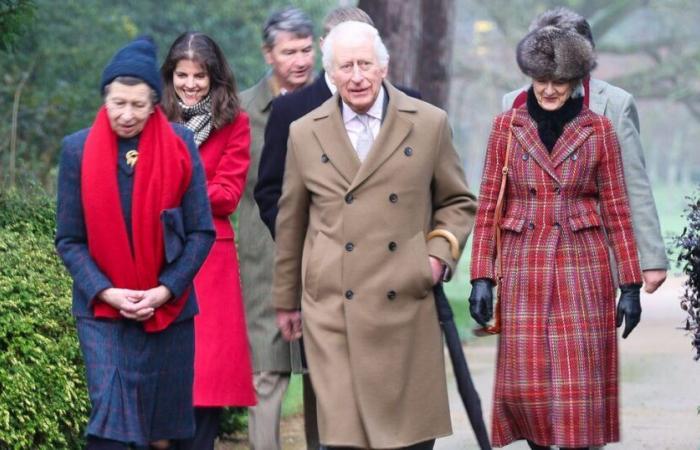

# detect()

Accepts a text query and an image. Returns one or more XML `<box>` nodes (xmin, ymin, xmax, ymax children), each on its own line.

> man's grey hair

<box><xmin>262</xmin><ymin>6</ymin><xmax>314</xmax><ymax>48</ymax></box>
<box><xmin>322</xmin><ymin>7</ymin><xmax>373</xmax><ymax>37</ymax></box>
<box><xmin>104</xmin><ymin>76</ymin><xmax>158</xmax><ymax>105</ymax></box>
<box><xmin>529</xmin><ymin>7</ymin><xmax>595</xmax><ymax>48</ymax></box>
<box><xmin>321</xmin><ymin>21</ymin><xmax>389</xmax><ymax>73</ymax></box>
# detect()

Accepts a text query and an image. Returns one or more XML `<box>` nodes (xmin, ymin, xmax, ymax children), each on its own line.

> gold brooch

<box><xmin>125</xmin><ymin>150</ymin><xmax>138</xmax><ymax>168</ymax></box>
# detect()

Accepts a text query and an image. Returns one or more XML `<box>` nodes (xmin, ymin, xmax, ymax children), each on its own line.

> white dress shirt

<box><xmin>341</xmin><ymin>87</ymin><xmax>385</xmax><ymax>161</ymax></box>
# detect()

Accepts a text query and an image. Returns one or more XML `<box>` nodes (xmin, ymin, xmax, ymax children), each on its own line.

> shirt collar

<box><xmin>342</xmin><ymin>86</ymin><xmax>385</xmax><ymax>125</ymax></box>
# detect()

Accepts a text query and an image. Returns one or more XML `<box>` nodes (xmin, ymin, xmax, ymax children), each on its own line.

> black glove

<box><xmin>469</xmin><ymin>278</ymin><xmax>494</xmax><ymax>327</ymax></box>
<box><xmin>616</xmin><ymin>284</ymin><xmax>642</xmax><ymax>339</ymax></box>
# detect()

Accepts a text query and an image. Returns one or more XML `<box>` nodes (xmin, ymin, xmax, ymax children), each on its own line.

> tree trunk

<box><xmin>358</xmin><ymin>0</ymin><xmax>420</xmax><ymax>88</ymax></box>
<box><xmin>418</xmin><ymin>0</ymin><xmax>455</xmax><ymax>110</ymax></box>
<box><xmin>358</xmin><ymin>0</ymin><xmax>455</xmax><ymax>111</ymax></box>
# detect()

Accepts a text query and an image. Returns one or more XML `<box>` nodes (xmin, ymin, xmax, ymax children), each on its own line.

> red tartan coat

<box><xmin>471</xmin><ymin>106</ymin><xmax>642</xmax><ymax>447</ymax></box>
<box><xmin>192</xmin><ymin>112</ymin><xmax>255</xmax><ymax>406</ymax></box>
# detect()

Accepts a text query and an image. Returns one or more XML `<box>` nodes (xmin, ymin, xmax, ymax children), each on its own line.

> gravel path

<box><xmin>441</xmin><ymin>275</ymin><xmax>700</xmax><ymax>449</ymax></box>
<box><xmin>220</xmin><ymin>276</ymin><xmax>700</xmax><ymax>449</ymax></box>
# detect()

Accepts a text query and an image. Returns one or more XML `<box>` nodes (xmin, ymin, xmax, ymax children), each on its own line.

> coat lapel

<box><xmin>311</xmin><ymin>96</ymin><xmax>360</xmax><ymax>184</ymax></box>
<box><xmin>550</xmin><ymin>110</ymin><xmax>594</xmax><ymax>168</ymax></box>
<box><xmin>348</xmin><ymin>83</ymin><xmax>414</xmax><ymax>192</ymax></box>
<box><xmin>512</xmin><ymin>109</ymin><xmax>561</xmax><ymax>184</ymax></box>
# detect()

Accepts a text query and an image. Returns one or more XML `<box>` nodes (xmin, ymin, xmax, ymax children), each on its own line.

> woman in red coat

<box><xmin>161</xmin><ymin>32</ymin><xmax>255</xmax><ymax>449</ymax></box>
<box><xmin>469</xmin><ymin>25</ymin><xmax>643</xmax><ymax>449</ymax></box>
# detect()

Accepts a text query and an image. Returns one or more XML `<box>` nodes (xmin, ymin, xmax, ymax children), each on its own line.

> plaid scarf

<box><xmin>179</xmin><ymin>95</ymin><xmax>212</xmax><ymax>146</ymax></box>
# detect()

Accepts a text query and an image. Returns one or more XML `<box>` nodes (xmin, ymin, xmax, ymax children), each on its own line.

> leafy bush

<box><xmin>0</xmin><ymin>187</ymin><xmax>89</xmax><ymax>449</ymax></box>
<box><xmin>674</xmin><ymin>189</ymin><xmax>700</xmax><ymax>361</ymax></box>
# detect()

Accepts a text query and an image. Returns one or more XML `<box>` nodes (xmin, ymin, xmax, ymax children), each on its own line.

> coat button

<box><xmin>345</xmin><ymin>193</ymin><xmax>354</xmax><ymax>204</ymax></box>
<box><xmin>571</xmin><ymin>153</ymin><xmax>578</xmax><ymax>161</ymax></box>
<box><xmin>388</xmin><ymin>241</ymin><xmax>397</xmax><ymax>251</ymax></box>
<box><xmin>553</xmin><ymin>186</ymin><xmax>561</xmax><ymax>194</ymax></box>
<box><xmin>321</xmin><ymin>154</ymin><xmax>329</xmax><ymax>163</ymax></box>
<box><xmin>387</xmin><ymin>290</ymin><xmax>397</xmax><ymax>300</ymax></box>
<box><xmin>389</xmin><ymin>193</ymin><xmax>398</xmax><ymax>203</ymax></box>
<box><xmin>404</xmin><ymin>147</ymin><xmax>413</xmax><ymax>156</ymax></box>
<box><xmin>522</xmin><ymin>153</ymin><xmax>529</xmax><ymax>161</ymax></box>
<box><xmin>553</xmin><ymin>222</ymin><xmax>561</xmax><ymax>228</ymax></box>
<box><xmin>345</xmin><ymin>290</ymin><xmax>354</xmax><ymax>300</ymax></box>
<box><xmin>529</xmin><ymin>187</ymin><xmax>537</xmax><ymax>196</ymax></box>
<box><xmin>345</xmin><ymin>242</ymin><xmax>354</xmax><ymax>252</ymax></box>
<box><xmin>528</xmin><ymin>222</ymin><xmax>535</xmax><ymax>230</ymax></box>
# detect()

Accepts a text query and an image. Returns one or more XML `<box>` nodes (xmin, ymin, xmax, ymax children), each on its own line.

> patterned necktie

<box><xmin>355</xmin><ymin>114</ymin><xmax>374</xmax><ymax>162</ymax></box>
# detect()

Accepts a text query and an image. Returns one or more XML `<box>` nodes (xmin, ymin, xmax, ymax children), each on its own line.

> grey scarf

<box><xmin>179</xmin><ymin>95</ymin><xmax>212</xmax><ymax>146</ymax></box>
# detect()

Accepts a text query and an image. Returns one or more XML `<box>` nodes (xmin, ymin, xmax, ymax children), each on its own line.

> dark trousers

<box><xmin>173</xmin><ymin>407</ymin><xmax>221</xmax><ymax>450</ymax></box>
<box><xmin>321</xmin><ymin>438</ymin><xmax>435</xmax><ymax>450</ymax></box>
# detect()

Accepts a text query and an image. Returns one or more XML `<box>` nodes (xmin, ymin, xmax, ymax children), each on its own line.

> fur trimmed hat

<box><xmin>528</xmin><ymin>7</ymin><xmax>595</xmax><ymax>47</ymax></box>
<box><xmin>516</xmin><ymin>25</ymin><xmax>596</xmax><ymax>81</ymax></box>
<box><xmin>100</xmin><ymin>36</ymin><xmax>162</xmax><ymax>101</ymax></box>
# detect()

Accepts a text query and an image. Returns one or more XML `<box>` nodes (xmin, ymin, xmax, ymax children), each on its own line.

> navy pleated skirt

<box><xmin>76</xmin><ymin>317</ymin><xmax>195</xmax><ymax>446</ymax></box>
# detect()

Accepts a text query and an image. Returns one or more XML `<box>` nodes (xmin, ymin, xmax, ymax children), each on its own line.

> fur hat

<box><xmin>516</xmin><ymin>25</ymin><xmax>596</xmax><ymax>81</ymax></box>
<box><xmin>528</xmin><ymin>7</ymin><xmax>595</xmax><ymax>47</ymax></box>
<box><xmin>100</xmin><ymin>36</ymin><xmax>162</xmax><ymax>101</ymax></box>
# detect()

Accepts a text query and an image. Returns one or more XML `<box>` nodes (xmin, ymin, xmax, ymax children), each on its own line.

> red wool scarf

<box><xmin>81</xmin><ymin>106</ymin><xmax>192</xmax><ymax>332</ymax></box>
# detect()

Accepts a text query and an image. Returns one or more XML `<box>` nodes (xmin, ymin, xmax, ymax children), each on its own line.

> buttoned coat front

<box><xmin>502</xmin><ymin>79</ymin><xmax>667</xmax><ymax>271</ymax></box>
<box><xmin>471</xmin><ymin>106</ymin><xmax>642</xmax><ymax>447</ymax></box>
<box><xmin>273</xmin><ymin>83</ymin><xmax>477</xmax><ymax>448</ymax></box>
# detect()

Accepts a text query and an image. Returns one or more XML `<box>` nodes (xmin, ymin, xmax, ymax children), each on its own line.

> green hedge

<box><xmin>0</xmin><ymin>188</ymin><xmax>250</xmax><ymax>448</ymax></box>
<box><xmin>0</xmin><ymin>188</ymin><xmax>89</xmax><ymax>449</ymax></box>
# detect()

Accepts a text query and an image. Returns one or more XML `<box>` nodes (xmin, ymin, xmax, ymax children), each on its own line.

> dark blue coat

<box><xmin>55</xmin><ymin>123</ymin><xmax>215</xmax><ymax>321</ymax></box>
<box><xmin>55</xmin><ymin>122</ymin><xmax>215</xmax><ymax>445</ymax></box>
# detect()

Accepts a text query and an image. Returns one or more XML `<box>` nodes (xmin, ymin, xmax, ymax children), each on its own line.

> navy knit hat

<box><xmin>100</xmin><ymin>36</ymin><xmax>162</xmax><ymax>101</ymax></box>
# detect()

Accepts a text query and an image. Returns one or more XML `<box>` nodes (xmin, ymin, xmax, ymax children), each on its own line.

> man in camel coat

<box><xmin>272</xmin><ymin>21</ymin><xmax>477</xmax><ymax>449</ymax></box>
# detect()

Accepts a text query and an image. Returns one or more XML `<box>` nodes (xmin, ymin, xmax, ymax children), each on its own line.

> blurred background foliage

<box><xmin>0</xmin><ymin>0</ymin><xmax>331</xmax><ymax>190</ymax></box>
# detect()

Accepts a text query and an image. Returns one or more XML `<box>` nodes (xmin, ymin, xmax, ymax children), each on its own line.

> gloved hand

<box><xmin>469</xmin><ymin>278</ymin><xmax>494</xmax><ymax>327</ymax></box>
<box><xmin>616</xmin><ymin>284</ymin><xmax>642</xmax><ymax>339</ymax></box>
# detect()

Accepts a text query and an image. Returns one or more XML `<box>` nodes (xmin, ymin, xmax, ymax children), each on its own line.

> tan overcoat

<box><xmin>273</xmin><ymin>82</ymin><xmax>477</xmax><ymax>448</ymax></box>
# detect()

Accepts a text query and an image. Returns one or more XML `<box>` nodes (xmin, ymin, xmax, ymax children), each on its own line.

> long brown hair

<box><xmin>161</xmin><ymin>32</ymin><xmax>239</xmax><ymax>129</ymax></box>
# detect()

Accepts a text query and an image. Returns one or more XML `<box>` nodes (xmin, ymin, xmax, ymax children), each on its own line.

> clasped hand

<box><xmin>98</xmin><ymin>286</ymin><xmax>172</xmax><ymax>322</ymax></box>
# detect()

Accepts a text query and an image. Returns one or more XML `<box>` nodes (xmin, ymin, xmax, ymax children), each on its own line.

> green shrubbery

<box><xmin>0</xmin><ymin>187</ymin><xmax>250</xmax><ymax>448</ymax></box>
<box><xmin>0</xmin><ymin>187</ymin><xmax>90</xmax><ymax>449</ymax></box>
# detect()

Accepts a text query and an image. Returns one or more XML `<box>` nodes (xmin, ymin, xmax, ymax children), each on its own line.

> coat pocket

<box><xmin>303</xmin><ymin>232</ymin><xmax>330</xmax><ymax>299</ymax></box>
<box><xmin>568</xmin><ymin>211</ymin><xmax>602</xmax><ymax>231</ymax></box>
<box><xmin>500</xmin><ymin>216</ymin><xmax>526</xmax><ymax>233</ymax></box>
<box><xmin>161</xmin><ymin>207</ymin><xmax>185</xmax><ymax>264</ymax></box>
<box><xmin>402</xmin><ymin>231</ymin><xmax>435</xmax><ymax>299</ymax></box>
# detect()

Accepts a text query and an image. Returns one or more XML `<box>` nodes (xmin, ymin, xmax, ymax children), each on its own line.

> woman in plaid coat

<box><xmin>469</xmin><ymin>25</ymin><xmax>643</xmax><ymax>449</ymax></box>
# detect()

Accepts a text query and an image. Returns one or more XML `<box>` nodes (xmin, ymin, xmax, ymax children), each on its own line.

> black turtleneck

<box><xmin>526</xmin><ymin>86</ymin><xmax>584</xmax><ymax>153</ymax></box>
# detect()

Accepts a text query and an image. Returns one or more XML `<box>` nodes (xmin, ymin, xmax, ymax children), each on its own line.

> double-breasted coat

<box><xmin>470</xmin><ymin>105</ymin><xmax>642</xmax><ymax>447</ymax></box>
<box><xmin>502</xmin><ymin>78</ymin><xmax>667</xmax><ymax>272</ymax></box>
<box><xmin>272</xmin><ymin>83</ymin><xmax>477</xmax><ymax>448</ymax></box>
<box><xmin>192</xmin><ymin>111</ymin><xmax>255</xmax><ymax>406</ymax></box>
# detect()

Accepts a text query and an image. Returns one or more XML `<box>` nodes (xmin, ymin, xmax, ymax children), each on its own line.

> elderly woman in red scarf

<box><xmin>55</xmin><ymin>37</ymin><xmax>215</xmax><ymax>450</ymax></box>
